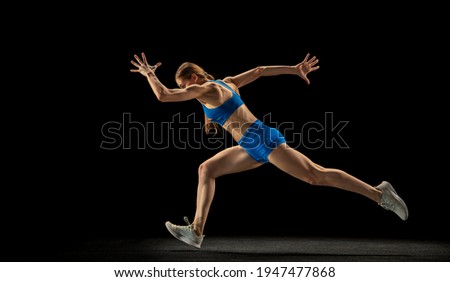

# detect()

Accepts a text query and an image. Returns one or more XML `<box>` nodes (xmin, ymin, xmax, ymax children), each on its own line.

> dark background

<box><xmin>4</xmin><ymin>4</ymin><xmax>448</xmax><ymax>259</ymax></box>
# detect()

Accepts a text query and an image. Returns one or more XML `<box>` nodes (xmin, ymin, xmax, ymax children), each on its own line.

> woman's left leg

<box><xmin>165</xmin><ymin>145</ymin><xmax>263</xmax><ymax>248</ymax></box>
<box><xmin>193</xmin><ymin>146</ymin><xmax>263</xmax><ymax>236</ymax></box>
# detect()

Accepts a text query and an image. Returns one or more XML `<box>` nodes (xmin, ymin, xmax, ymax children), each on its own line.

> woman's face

<box><xmin>176</xmin><ymin>74</ymin><xmax>202</xmax><ymax>89</ymax></box>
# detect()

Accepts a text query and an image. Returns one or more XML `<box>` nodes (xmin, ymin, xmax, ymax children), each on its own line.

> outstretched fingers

<box><xmin>141</xmin><ymin>52</ymin><xmax>148</xmax><ymax>65</ymax></box>
<box><xmin>302</xmin><ymin>53</ymin><xmax>310</xmax><ymax>63</ymax></box>
<box><xmin>308</xmin><ymin>56</ymin><xmax>319</xmax><ymax>66</ymax></box>
<box><xmin>134</xmin><ymin>54</ymin><xmax>144</xmax><ymax>65</ymax></box>
<box><xmin>130</xmin><ymin>52</ymin><xmax>162</xmax><ymax>73</ymax></box>
<box><xmin>139</xmin><ymin>52</ymin><xmax>162</xmax><ymax>70</ymax></box>
<box><xmin>130</xmin><ymin>59</ymin><xmax>141</xmax><ymax>72</ymax></box>
<box><xmin>130</xmin><ymin>60</ymin><xmax>140</xmax><ymax>68</ymax></box>
<box><xmin>301</xmin><ymin>53</ymin><xmax>319</xmax><ymax>67</ymax></box>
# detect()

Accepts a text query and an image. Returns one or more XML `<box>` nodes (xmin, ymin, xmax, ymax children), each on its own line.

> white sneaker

<box><xmin>165</xmin><ymin>217</ymin><xmax>205</xmax><ymax>249</ymax></box>
<box><xmin>377</xmin><ymin>181</ymin><xmax>409</xmax><ymax>220</ymax></box>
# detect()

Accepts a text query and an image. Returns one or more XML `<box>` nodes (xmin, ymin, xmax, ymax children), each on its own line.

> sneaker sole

<box><xmin>165</xmin><ymin>222</ymin><xmax>203</xmax><ymax>249</ymax></box>
<box><xmin>384</xmin><ymin>181</ymin><xmax>409</xmax><ymax>220</ymax></box>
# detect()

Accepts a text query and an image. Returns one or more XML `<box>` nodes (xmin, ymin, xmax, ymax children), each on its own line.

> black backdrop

<box><xmin>5</xmin><ymin>4</ymin><xmax>448</xmax><ymax>255</ymax></box>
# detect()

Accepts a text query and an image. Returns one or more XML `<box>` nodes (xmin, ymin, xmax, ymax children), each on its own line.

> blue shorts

<box><xmin>238</xmin><ymin>119</ymin><xmax>286</xmax><ymax>163</ymax></box>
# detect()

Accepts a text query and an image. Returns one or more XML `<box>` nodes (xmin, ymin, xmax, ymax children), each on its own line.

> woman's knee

<box><xmin>304</xmin><ymin>167</ymin><xmax>328</xmax><ymax>186</ymax></box>
<box><xmin>306</xmin><ymin>167</ymin><xmax>344</xmax><ymax>186</ymax></box>
<box><xmin>198</xmin><ymin>161</ymin><xmax>216</xmax><ymax>178</ymax></box>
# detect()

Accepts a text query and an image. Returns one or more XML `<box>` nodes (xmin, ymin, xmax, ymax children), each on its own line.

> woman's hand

<box><xmin>130</xmin><ymin>52</ymin><xmax>161</xmax><ymax>77</ymax></box>
<box><xmin>295</xmin><ymin>53</ymin><xmax>320</xmax><ymax>85</ymax></box>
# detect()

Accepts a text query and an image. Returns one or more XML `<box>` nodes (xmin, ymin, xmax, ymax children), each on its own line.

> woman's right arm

<box><xmin>145</xmin><ymin>72</ymin><xmax>211</xmax><ymax>102</ymax></box>
<box><xmin>131</xmin><ymin>53</ymin><xmax>210</xmax><ymax>102</ymax></box>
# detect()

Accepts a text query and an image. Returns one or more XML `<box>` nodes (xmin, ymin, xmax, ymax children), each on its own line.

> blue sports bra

<box><xmin>202</xmin><ymin>80</ymin><xmax>244</xmax><ymax>126</ymax></box>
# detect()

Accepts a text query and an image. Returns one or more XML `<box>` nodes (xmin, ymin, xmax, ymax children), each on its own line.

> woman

<box><xmin>130</xmin><ymin>52</ymin><xmax>408</xmax><ymax>249</ymax></box>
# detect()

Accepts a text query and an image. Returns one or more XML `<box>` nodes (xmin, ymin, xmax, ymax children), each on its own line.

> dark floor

<box><xmin>8</xmin><ymin>236</ymin><xmax>450</xmax><ymax>262</ymax></box>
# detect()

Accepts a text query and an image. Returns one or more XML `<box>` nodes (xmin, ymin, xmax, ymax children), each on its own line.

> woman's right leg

<box><xmin>267</xmin><ymin>144</ymin><xmax>408</xmax><ymax>220</ymax></box>
<box><xmin>268</xmin><ymin>144</ymin><xmax>381</xmax><ymax>202</ymax></box>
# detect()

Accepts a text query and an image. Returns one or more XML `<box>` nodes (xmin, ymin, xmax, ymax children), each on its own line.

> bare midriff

<box><xmin>221</xmin><ymin>104</ymin><xmax>258</xmax><ymax>142</ymax></box>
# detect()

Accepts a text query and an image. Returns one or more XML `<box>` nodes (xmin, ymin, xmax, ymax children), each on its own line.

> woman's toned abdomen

<box><xmin>222</xmin><ymin>105</ymin><xmax>258</xmax><ymax>142</ymax></box>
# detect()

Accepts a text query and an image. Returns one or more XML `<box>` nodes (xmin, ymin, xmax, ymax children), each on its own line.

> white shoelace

<box><xmin>183</xmin><ymin>216</ymin><xmax>192</xmax><ymax>226</ymax></box>
<box><xmin>171</xmin><ymin>216</ymin><xmax>194</xmax><ymax>231</ymax></box>
<box><xmin>182</xmin><ymin>217</ymin><xmax>203</xmax><ymax>240</ymax></box>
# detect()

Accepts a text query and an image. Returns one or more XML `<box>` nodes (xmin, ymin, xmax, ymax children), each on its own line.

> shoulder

<box><xmin>187</xmin><ymin>82</ymin><xmax>219</xmax><ymax>93</ymax></box>
<box><xmin>219</xmin><ymin>77</ymin><xmax>239</xmax><ymax>93</ymax></box>
<box><xmin>221</xmin><ymin>77</ymin><xmax>234</xmax><ymax>85</ymax></box>
<box><xmin>187</xmin><ymin>81</ymin><xmax>221</xmax><ymax>101</ymax></box>
<box><xmin>202</xmin><ymin>81</ymin><xmax>221</xmax><ymax>92</ymax></box>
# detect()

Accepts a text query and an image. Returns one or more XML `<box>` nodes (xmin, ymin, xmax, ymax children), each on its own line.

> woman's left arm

<box><xmin>224</xmin><ymin>53</ymin><xmax>320</xmax><ymax>88</ymax></box>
